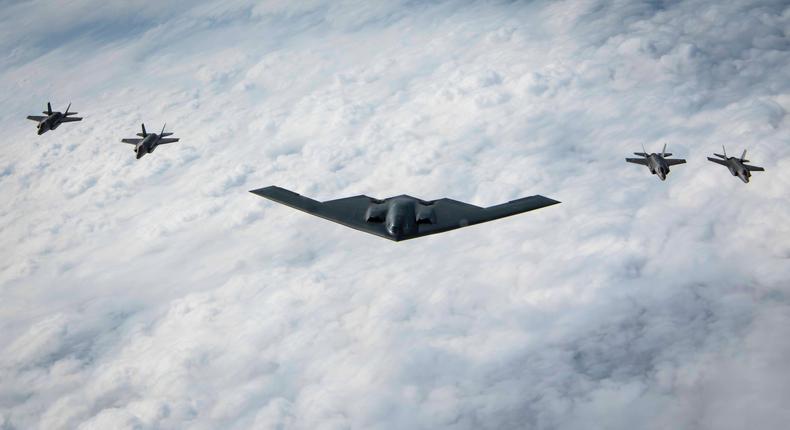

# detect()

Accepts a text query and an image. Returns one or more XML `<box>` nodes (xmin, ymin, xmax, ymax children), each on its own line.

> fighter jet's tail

<box><xmin>137</xmin><ymin>123</ymin><xmax>148</xmax><ymax>137</ymax></box>
<box><xmin>716</xmin><ymin>146</ymin><xmax>751</xmax><ymax>161</ymax></box>
<box><xmin>63</xmin><ymin>102</ymin><xmax>79</xmax><ymax>116</ymax></box>
<box><xmin>633</xmin><ymin>143</ymin><xmax>649</xmax><ymax>157</ymax></box>
<box><xmin>713</xmin><ymin>145</ymin><xmax>727</xmax><ymax>159</ymax></box>
<box><xmin>634</xmin><ymin>143</ymin><xmax>673</xmax><ymax>157</ymax></box>
<box><xmin>42</xmin><ymin>102</ymin><xmax>53</xmax><ymax>115</ymax></box>
<box><xmin>738</xmin><ymin>148</ymin><xmax>762</xmax><ymax>171</ymax></box>
<box><xmin>159</xmin><ymin>123</ymin><xmax>174</xmax><ymax>137</ymax></box>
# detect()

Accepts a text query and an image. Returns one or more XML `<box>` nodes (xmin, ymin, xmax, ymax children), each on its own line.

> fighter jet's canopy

<box><xmin>250</xmin><ymin>186</ymin><xmax>560</xmax><ymax>241</ymax></box>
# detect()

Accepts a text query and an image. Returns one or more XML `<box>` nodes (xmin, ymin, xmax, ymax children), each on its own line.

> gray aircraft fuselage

<box><xmin>378</xmin><ymin>197</ymin><xmax>422</xmax><ymax>240</ymax></box>
<box><xmin>136</xmin><ymin>134</ymin><xmax>164</xmax><ymax>159</ymax></box>
<box><xmin>251</xmin><ymin>186</ymin><xmax>560</xmax><ymax>242</ymax></box>
<box><xmin>36</xmin><ymin>112</ymin><xmax>66</xmax><ymax>135</ymax></box>
<box><xmin>364</xmin><ymin>196</ymin><xmax>435</xmax><ymax>240</ymax></box>
<box><xmin>626</xmin><ymin>146</ymin><xmax>685</xmax><ymax>181</ymax></box>
<box><xmin>122</xmin><ymin>124</ymin><xmax>178</xmax><ymax>159</ymax></box>
<box><xmin>645</xmin><ymin>154</ymin><xmax>670</xmax><ymax>181</ymax></box>
<box><xmin>28</xmin><ymin>103</ymin><xmax>81</xmax><ymax>135</ymax></box>
<box><xmin>707</xmin><ymin>148</ymin><xmax>763</xmax><ymax>183</ymax></box>
<box><xmin>720</xmin><ymin>157</ymin><xmax>753</xmax><ymax>183</ymax></box>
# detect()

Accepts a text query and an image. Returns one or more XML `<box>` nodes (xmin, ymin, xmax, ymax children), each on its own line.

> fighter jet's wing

<box><xmin>743</xmin><ymin>164</ymin><xmax>764</xmax><ymax>172</ymax></box>
<box><xmin>665</xmin><ymin>159</ymin><xmax>686</xmax><ymax>166</ymax></box>
<box><xmin>411</xmin><ymin>195</ymin><xmax>560</xmax><ymax>239</ymax></box>
<box><xmin>61</xmin><ymin>117</ymin><xmax>82</xmax><ymax>122</ymax></box>
<box><xmin>121</xmin><ymin>138</ymin><xmax>142</xmax><ymax>144</ymax></box>
<box><xmin>157</xmin><ymin>138</ymin><xmax>179</xmax><ymax>145</ymax></box>
<box><xmin>707</xmin><ymin>157</ymin><xmax>729</xmax><ymax>167</ymax></box>
<box><xmin>625</xmin><ymin>158</ymin><xmax>648</xmax><ymax>165</ymax></box>
<box><xmin>250</xmin><ymin>186</ymin><xmax>389</xmax><ymax>239</ymax></box>
<box><xmin>26</xmin><ymin>116</ymin><xmax>46</xmax><ymax>122</ymax></box>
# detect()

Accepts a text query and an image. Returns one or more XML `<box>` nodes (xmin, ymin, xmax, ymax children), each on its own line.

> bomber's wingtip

<box><xmin>541</xmin><ymin>195</ymin><xmax>561</xmax><ymax>205</ymax></box>
<box><xmin>250</xmin><ymin>185</ymin><xmax>289</xmax><ymax>197</ymax></box>
<box><xmin>249</xmin><ymin>187</ymin><xmax>269</xmax><ymax>196</ymax></box>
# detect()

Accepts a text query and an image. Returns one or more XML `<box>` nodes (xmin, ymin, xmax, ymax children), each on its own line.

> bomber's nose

<box><xmin>387</xmin><ymin>225</ymin><xmax>404</xmax><ymax>240</ymax></box>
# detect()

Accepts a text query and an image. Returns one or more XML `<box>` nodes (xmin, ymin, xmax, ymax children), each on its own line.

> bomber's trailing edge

<box><xmin>707</xmin><ymin>146</ymin><xmax>765</xmax><ymax>183</ymax></box>
<box><xmin>121</xmin><ymin>123</ymin><xmax>179</xmax><ymax>159</ymax></box>
<box><xmin>250</xmin><ymin>186</ymin><xmax>560</xmax><ymax>241</ymax></box>
<box><xmin>625</xmin><ymin>143</ymin><xmax>686</xmax><ymax>181</ymax></box>
<box><xmin>26</xmin><ymin>102</ymin><xmax>82</xmax><ymax>135</ymax></box>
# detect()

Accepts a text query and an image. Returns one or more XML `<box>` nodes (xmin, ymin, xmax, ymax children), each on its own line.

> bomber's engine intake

<box><xmin>415</xmin><ymin>206</ymin><xmax>436</xmax><ymax>224</ymax></box>
<box><xmin>365</xmin><ymin>205</ymin><xmax>386</xmax><ymax>223</ymax></box>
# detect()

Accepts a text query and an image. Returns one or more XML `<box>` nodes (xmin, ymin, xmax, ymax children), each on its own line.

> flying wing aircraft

<box><xmin>707</xmin><ymin>146</ymin><xmax>765</xmax><ymax>183</ymax></box>
<box><xmin>121</xmin><ymin>123</ymin><xmax>179</xmax><ymax>159</ymax></box>
<box><xmin>26</xmin><ymin>102</ymin><xmax>82</xmax><ymax>135</ymax></box>
<box><xmin>250</xmin><ymin>186</ymin><xmax>560</xmax><ymax>241</ymax></box>
<box><xmin>625</xmin><ymin>143</ymin><xmax>686</xmax><ymax>181</ymax></box>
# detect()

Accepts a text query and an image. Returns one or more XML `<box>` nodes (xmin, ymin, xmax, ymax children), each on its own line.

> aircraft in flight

<box><xmin>250</xmin><ymin>186</ymin><xmax>560</xmax><ymax>241</ymax></box>
<box><xmin>121</xmin><ymin>123</ymin><xmax>179</xmax><ymax>159</ymax></box>
<box><xmin>26</xmin><ymin>102</ymin><xmax>82</xmax><ymax>135</ymax></box>
<box><xmin>707</xmin><ymin>146</ymin><xmax>765</xmax><ymax>183</ymax></box>
<box><xmin>625</xmin><ymin>143</ymin><xmax>686</xmax><ymax>181</ymax></box>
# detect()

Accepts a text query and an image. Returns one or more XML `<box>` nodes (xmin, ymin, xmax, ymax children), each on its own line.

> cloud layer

<box><xmin>1</xmin><ymin>0</ymin><xmax>789</xmax><ymax>429</ymax></box>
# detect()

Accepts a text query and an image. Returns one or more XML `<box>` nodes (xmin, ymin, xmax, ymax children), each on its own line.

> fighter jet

<box><xmin>625</xmin><ymin>143</ymin><xmax>686</xmax><ymax>181</ymax></box>
<box><xmin>26</xmin><ymin>102</ymin><xmax>82</xmax><ymax>135</ymax></box>
<box><xmin>121</xmin><ymin>123</ymin><xmax>179</xmax><ymax>159</ymax></box>
<box><xmin>707</xmin><ymin>146</ymin><xmax>765</xmax><ymax>183</ymax></box>
<box><xmin>250</xmin><ymin>186</ymin><xmax>560</xmax><ymax>241</ymax></box>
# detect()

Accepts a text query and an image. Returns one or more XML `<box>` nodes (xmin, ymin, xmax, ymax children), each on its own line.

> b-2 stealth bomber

<box><xmin>121</xmin><ymin>123</ymin><xmax>179</xmax><ymax>159</ymax></box>
<box><xmin>250</xmin><ymin>186</ymin><xmax>560</xmax><ymax>241</ymax></box>
<box><xmin>625</xmin><ymin>144</ymin><xmax>686</xmax><ymax>181</ymax></box>
<box><xmin>26</xmin><ymin>102</ymin><xmax>82</xmax><ymax>135</ymax></box>
<box><xmin>707</xmin><ymin>146</ymin><xmax>765</xmax><ymax>183</ymax></box>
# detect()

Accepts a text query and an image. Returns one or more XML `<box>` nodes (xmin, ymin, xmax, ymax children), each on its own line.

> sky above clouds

<box><xmin>1</xmin><ymin>0</ymin><xmax>789</xmax><ymax>429</ymax></box>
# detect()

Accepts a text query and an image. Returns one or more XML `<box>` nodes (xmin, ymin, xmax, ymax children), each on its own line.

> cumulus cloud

<box><xmin>1</xmin><ymin>0</ymin><xmax>790</xmax><ymax>429</ymax></box>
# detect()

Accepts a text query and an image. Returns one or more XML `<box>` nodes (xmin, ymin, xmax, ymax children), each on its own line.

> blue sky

<box><xmin>1</xmin><ymin>1</ymin><xmax>789</xmax><ymax>429</ymax></box>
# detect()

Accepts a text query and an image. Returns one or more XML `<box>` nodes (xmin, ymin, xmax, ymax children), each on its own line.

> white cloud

<box><xmin>1</xmin><ymin>0</ymin><xmax>790</xmax><ymax>429</ymax></box>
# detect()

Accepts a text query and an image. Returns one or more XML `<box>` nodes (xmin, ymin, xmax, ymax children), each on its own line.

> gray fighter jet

<box><xmin>707</xmin><ymin>146</ymin><xmax>764</xmax><ymax>183</ymax></box>
<box><xmin>121</xmin><ymin>123</ymin><xmax>179</xmax><ymax>159</ymax></box>
<box><xmin>625</xmin><ymin>143</ymin><xmax>686</xmax><ymax>181</ymax></box>
<box><xmin>250</xmin><ymin>186</ymin><xmax>560</xmax><ymax>241</ymax></box>
<box><xmin>26</xmin><ymin>102</ymin><xmax>82</xmax><ymax>135</ymax></box>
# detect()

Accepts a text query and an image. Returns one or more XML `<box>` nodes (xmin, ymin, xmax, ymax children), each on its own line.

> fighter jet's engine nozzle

<box><xmin>415</xmin><ymin>206</ymin><xmax>436</xmax><ymax>224</ymax></box>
